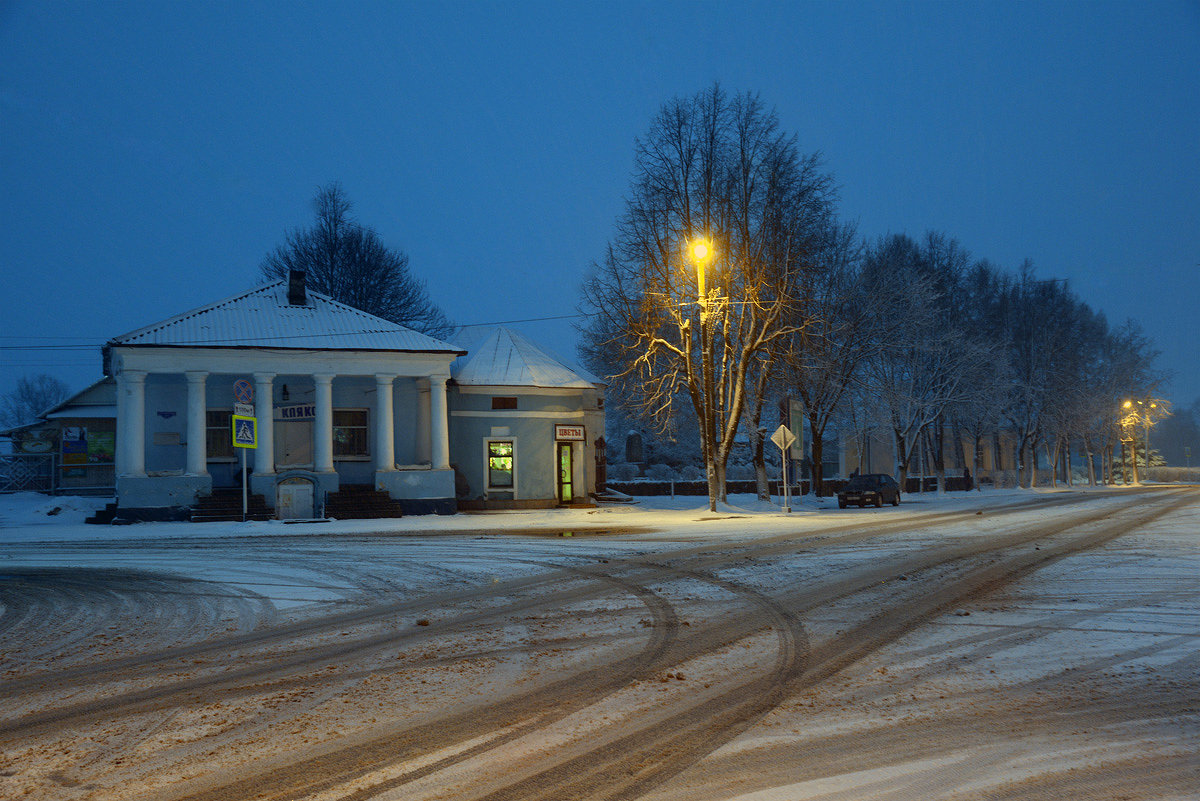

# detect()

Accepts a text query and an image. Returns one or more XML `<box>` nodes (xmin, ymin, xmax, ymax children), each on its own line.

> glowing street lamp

<box><xmin>1119</xmin><ymin>406</ymin><xmax>1140</xmax><ymax>485</ymax></box>
<box><xmin>1124</xmin><ymin>398</ymin><xmax>1170</xmax><ymax>480</ymax></box>
<box><xmin>689</xmin><ymin>238</ymin><xmax>714</xmax><ymax>314</ymax></box>
<box><xmin>688</xmin><ymin>236</ymin><xmax>718</xmax><ymax>510</ymax></box>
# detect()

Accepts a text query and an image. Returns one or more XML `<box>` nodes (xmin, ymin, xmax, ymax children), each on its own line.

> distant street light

<box><xmin>1120</xmin><ymin>401</ymin><xmax>1140</xmax><ymax>485</ymax></box>
<box><xmin>1123</xmin><ymin>397</ymin><xmax>1171</xmax><ymax>481</ymax></box>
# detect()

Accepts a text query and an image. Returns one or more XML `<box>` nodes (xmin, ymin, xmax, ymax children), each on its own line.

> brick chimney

<box><xmin>287</xmin><ymin>270</ymin><xmax>307</xmax><ymax>306</ymax></box>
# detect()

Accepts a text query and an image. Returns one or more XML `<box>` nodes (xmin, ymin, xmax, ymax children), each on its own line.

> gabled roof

<box><xmin>107</xmin><ymin>280</ymin><xmax>464</xmax><ymax>354</ymax></box>
<box><xmin>451</xmin><ymin>327</ymin><xmax>604</xmax><ymax>389</ymax></box>
<box><xmin>42</xmin><ymin>377</ymin><xmax>116</xmax><ymax>419</ymax></box>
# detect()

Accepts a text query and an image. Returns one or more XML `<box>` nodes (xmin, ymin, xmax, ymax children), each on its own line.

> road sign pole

<box><xmin>242</xmin><ymin>448</ymin><xmax>247</xmax><ymax>522</ymax></box>
<box><xmin>782</xmin><ymin>447</ymin><xmax>791</xmax><ymax>513</ymax></box>
<box><xmin>771</xmin><ymin>424</ymin><xmax>795</xmax><ymax>514</ymax></box>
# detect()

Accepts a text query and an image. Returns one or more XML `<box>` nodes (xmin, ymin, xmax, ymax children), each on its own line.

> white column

<box><xmin>185</xmin><ymin>371</ymin><xmax>208</xmax><ymax>476</ymax></box>
<box><xmin>313</xmin><ymin>373</ymin><xmax>335</xmax><ymax>473</ymax></box>
<box><xmin>375</xmin><ymin>374</ymin><xmax>397</xmax><ymax>471</ymax></box>
<box><xmin>415</xmin><ymin>378</ymin><xmax>432</xmax><ymax>465</ymax></box>
<box><xmin>253</xmin><ymin>372</ymin><xmax>276</xmax><ymax>475</ymax></box>
<box><xmin>429</xmin><ymin>374</ymin><xmax>450</xmax><ymax>470</ymax></box>
<box><xmin>120</xmin><ymin>370</ymin><xmax>147</xmax><ymax>477</ymax></box>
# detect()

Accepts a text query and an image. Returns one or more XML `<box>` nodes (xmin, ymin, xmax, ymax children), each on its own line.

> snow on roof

<box><xmin>451</xmin><ymin>327</ymin><xmax>604</xmax><ymax>389</ymax></box>
<box><xmin>107</xmin><ymin>280</ymin><xmax>464</xmax><ymax>354</ymax></box>
<box><xmin>40</xmin><ymin>377</ymin><xmax>116</xmax><ymax>419</ymax></box>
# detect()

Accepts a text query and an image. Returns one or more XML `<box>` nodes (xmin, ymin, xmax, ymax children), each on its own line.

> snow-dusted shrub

<box><xmin>680</xmin><ymin>465</ymin><xmax>704</xmax><ymax>481</ymax></box>
<box><xmin>607</xmin><ymin>463</ymin><xmax>639</xmax><ymax>481</ymax></box>
<box><xmin>990</xmin><ymin>469</ymin><xmax>1019</xmax><ymax>489</ymax></box>
<box><xmin>724</xmin><ymin>463</ymin><xmax>753</xmax><ymax>481</ymax></box>
<box><xmin>644</xmin><ymin>463</ymin><xmax>680</xmax><ymax>481</ymax></box>
<box><xmin>1143</xmin><ymin>466</ymin><xmax>1200</xmax><ymax>483</ymax></box>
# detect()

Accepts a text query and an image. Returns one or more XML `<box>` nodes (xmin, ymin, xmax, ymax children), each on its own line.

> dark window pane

<box><xmin>332</xmin><ymin>409</ymin><xmax>368</xmax><ymax>457</ymax></box>
<box><xmin>206</xmin><ymin>410</ymin><xmax>233</xmax><ymax>457</ymax></box>
<box><xmin>491</xmin><ymin>397</ymin><xmax>518</xmax><ymax>410</ymax></box>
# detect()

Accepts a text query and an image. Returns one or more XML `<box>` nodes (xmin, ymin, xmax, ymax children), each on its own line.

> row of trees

<box><xmin>579</xmin><ymin>84</ymin><xmax>1161</xmax><ymax>509</ymax></box>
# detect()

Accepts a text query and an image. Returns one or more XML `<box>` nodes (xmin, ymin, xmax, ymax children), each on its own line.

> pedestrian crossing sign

<box><xmin>232</xmin><ymin>415</ymin><xmax>257</xmax><ymax>449</ymax></box>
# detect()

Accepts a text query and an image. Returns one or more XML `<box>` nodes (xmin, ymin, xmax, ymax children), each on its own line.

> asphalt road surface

<box><xmin>1</xmin><ymin>488</ymin><xmax>1197</xmax><ymax>800</ymax></box>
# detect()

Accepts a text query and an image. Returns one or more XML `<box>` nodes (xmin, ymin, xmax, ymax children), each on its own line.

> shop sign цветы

<box><xmin>554</xmin><ymin>424</ymin><xmax>585</xmax><ymax>441</ymax></box>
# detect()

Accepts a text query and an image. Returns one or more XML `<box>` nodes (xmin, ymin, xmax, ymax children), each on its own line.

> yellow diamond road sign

<box><xmin>771</xmin><ymin>424</ymin><xmax>796</xmax><ymax>452</ymax></box>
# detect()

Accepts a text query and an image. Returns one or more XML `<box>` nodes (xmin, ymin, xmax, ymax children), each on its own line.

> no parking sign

<box><xmin>233</xmin><ymin>379</ymin><xmax>254</xmax><ymax>405</ymax></box>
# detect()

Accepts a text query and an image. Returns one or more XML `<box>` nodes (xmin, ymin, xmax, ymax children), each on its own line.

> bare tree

<box><xmin>0</xmin><ymin>374</ymin><xmax>70</xmax><ymax>430</ymax></box>
<box><xmin>261</xmin><ymin>184</ymin><xmax>453</xmax><ymax>339</ymax></box>
<box><xmin>861</xmin><ymin>234</ymin><xmax>995</xmax><ymax>492</ymax></box>
<box><xmin>779</xmin><ymin>221</ymin><xmax>875</xmax><ymax>496</ymax></box>
<box><xmin>947</xmin><ymin>259</ymin><xmax>1013</xmax><ymax>488</ymax></box>
<box><xmin>579</xmin><ymin>85</ymin><xmax>834</xmax><ymax>510</ymax></box>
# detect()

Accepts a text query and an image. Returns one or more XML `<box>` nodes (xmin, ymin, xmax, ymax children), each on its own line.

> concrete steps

<box><xmin>324</xmin><ymin>484</ymin><xmax>405</xmax><ymax>519</ymax></box>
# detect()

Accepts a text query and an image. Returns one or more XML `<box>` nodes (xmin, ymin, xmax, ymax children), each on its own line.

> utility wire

<box><xmin>0</xmin><ymin>312</ymin><xmax>599</xmax><ymax>351</ymax></box>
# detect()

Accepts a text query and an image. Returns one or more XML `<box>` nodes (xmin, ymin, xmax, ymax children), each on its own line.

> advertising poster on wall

<box><xmin>88</xmin><ymin>431</ymin><xmax>116</xmax><ymax>464</ymax></box>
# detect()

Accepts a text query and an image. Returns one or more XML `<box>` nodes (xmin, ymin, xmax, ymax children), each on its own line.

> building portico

<box><xmin>106</xmin><ymin>276</ymin><xmax>464</xmax><ymax>518</ymax></box>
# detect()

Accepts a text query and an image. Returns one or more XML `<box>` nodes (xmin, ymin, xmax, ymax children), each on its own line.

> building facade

<box><xmin>78</xmin><ymin>273</ymin><xmax>604</xmax><ymax>519</ymax></box>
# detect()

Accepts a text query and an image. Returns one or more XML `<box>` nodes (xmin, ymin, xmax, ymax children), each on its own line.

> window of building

<box><xmin>206</xmin><ymin>410</ymin><xmax>234</xmax><ymax>459</ymax></box>
<box><xmin>487</xmin><ymin>440</ymin><xmax>514</xmax><ymax>488</ymax></box>
<box><xmin>333</xmin><ymin>409</ymin><xmax>368</xmax><ymax>457</ymax></box>
<box><xmin>491</xmin><ymin>396</ymin><xmax>518</xmax><ymax>410</ymax></box>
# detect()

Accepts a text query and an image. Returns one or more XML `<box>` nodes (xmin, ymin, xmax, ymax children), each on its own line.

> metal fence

<box><xmin>0</xmin><ymin>454</ymin><xmax>116</xmax><ymax>495</ymax></box>
<box><xmin>0</xmin><ymin>453</ymin><xmax>57</xmax><ymax>494</ymax></box>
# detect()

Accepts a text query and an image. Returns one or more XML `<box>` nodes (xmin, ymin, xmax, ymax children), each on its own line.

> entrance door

<box><xmin>557</xmin><ymin>442</ymin><xmax>574</xmax><ymax>504</ymax></box>
<box><xmin>276</xmin><ymin>478</ymin><xmax>315</xmax><ymax>520</ymax></box>
<box><xmin>276</xmin><ymin>421</ymin><xmax>313</xmax><ymax>468</ymax></box>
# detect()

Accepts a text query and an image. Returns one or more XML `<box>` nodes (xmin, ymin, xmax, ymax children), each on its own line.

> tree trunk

<box><xmin>1046</xmin><ymin>437</ymin><xmax>1059</xmax><ymax>487</ymax></box>
<box><xmin>705</xmin><ymin>454</ymin><xmax>719</xmax><ymax>510</ymax></box>
<box><xmin>1084</xmin><ymin>437</ymin><xmax>1096</xmax><ymax>486</ymax></box>
<box><xmin>933</xmin><ymin>423</ymin><xmax>947</xmax><ymax>494</ymax></box>
<box><xmin>1020</xmin><ymin>437</ymin><xmax>1036</xmax><ymax>488</ymax></box>
<box><xmin>924</xmin><ymin>426</ymin><xmax>946</xmax><ymax>494</ymax></box>
<box><xmin>753</xmin><ymin>426</ymin><xmax>769</xmax><ymax>501</ymax></box>
<box><xmin>972</xmin><ymin>433</ymin><xmax>983</xmax><ymax>492</ymax></box>
<box><xmin>893</xmin><ymin>429</ymin><xmax>909</xmax><ymax>490</ymax></box>
<box><xmin>748</xmin><ymin>363</ymin><xmax>773</xmax><ymax>501</ymax></box>
<box><xmin>953</xmin><ymin>423</ymin><xmax>968</xmax><ymax>479</ymax></box>
<box><xmin>810</xmin><ymin>421</ymin><xmax>825</xmax><ymax>497</ymax></box>
<box><xmin>992</xmin><ymin>431</ymin><xmax>1004</xmax><ymax>485</ymax></box>
<box><xmin>1063</xmin><ymin>437</ymin><xmax>1073</xmax><ymax>487</ymax></box>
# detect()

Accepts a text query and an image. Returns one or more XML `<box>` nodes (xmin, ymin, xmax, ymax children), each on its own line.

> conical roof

<box><xmin>451</xmin><ymin>327</ymin><xmax>603</xmax><ymax>389</ymax></box>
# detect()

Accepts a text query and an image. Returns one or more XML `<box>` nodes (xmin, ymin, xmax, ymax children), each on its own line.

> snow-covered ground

<box><xmin>0</xmin><ymin>486</ymin><xmax>1196</xmax><ymax>801</ymax></box>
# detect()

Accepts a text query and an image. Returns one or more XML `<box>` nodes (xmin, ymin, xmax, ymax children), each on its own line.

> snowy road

<box><xmin>0</xmin><ymin>488</ymin><xmax>1197</xmax><ymax>800</ymax></box>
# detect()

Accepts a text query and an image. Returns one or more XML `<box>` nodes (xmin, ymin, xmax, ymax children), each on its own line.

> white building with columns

<box><xmin>105</xmin><ymin>273</ymin><xmax>465</xmax><ymax>517</ymax></box>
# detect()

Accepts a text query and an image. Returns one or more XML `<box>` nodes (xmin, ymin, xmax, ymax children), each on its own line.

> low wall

<box><xmin>606</xmin><ymin>479</ymin><xmax>813</xmax><ymax>496</ymax></box>
<box><xmin>606</xmin><ymin>475</ymin><xmax>974</xmax><ymax>497</ymax></box>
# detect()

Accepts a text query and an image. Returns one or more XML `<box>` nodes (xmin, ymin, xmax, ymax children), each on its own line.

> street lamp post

<box><xmin>1121</xmin><ymin>401</ymin><xmax>1140</xmax><ymax>485</ymax></box>
<box><xmin>1124</xmin><ymin>398</ymin><xmax>1170</xmax><ymax>483</ymax></box>
<box><xmin>689</xmin><ymin>238</ymin><xmax>718</xmax><ymax>511</ymax></box>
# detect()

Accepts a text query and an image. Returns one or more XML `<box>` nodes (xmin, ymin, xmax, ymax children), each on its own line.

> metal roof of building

<box><xmin>41</xmin><ymin>377</ymin><xmax>117</xmax><ymax>419</ymax></box>
<box><xmin>107</xmin><ymin>280</ymin><xmax>464</xmax><ymax>353</ymax></box>
<box><xmin>451</xmin><ymin>327</ymin><xmax>604</xmax><ymax>389</ymax></box>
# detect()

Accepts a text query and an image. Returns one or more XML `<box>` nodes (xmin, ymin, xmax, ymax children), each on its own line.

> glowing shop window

<box><xmin>488</xmin><ymin>440</ymin><xmax>514</xmax><ymax>488</ymax></box>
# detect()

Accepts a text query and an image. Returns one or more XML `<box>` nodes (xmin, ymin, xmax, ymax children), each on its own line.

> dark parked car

<box><xmin>837</xmin><ymin>473</ymin><xmax>901</xmax><ymax>508</ymax></box>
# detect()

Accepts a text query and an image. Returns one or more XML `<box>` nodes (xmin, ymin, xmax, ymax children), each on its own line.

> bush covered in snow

<box><xmin>644</xmin><ymin>463</ymin><xmax>680</xmax><ymax>481</ymax></box>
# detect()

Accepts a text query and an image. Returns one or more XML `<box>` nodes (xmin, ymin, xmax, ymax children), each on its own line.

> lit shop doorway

<box><xmin>557</xmin><ymin>442</ymin><xmax>574</xmax><ymax>504</ymax></box>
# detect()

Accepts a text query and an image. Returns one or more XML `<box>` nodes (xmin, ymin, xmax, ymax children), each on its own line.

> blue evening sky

<box><xmin>2</xmin><ymin>1</ymin><xmax>1198</xmax><ymax>407</ymax></box>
